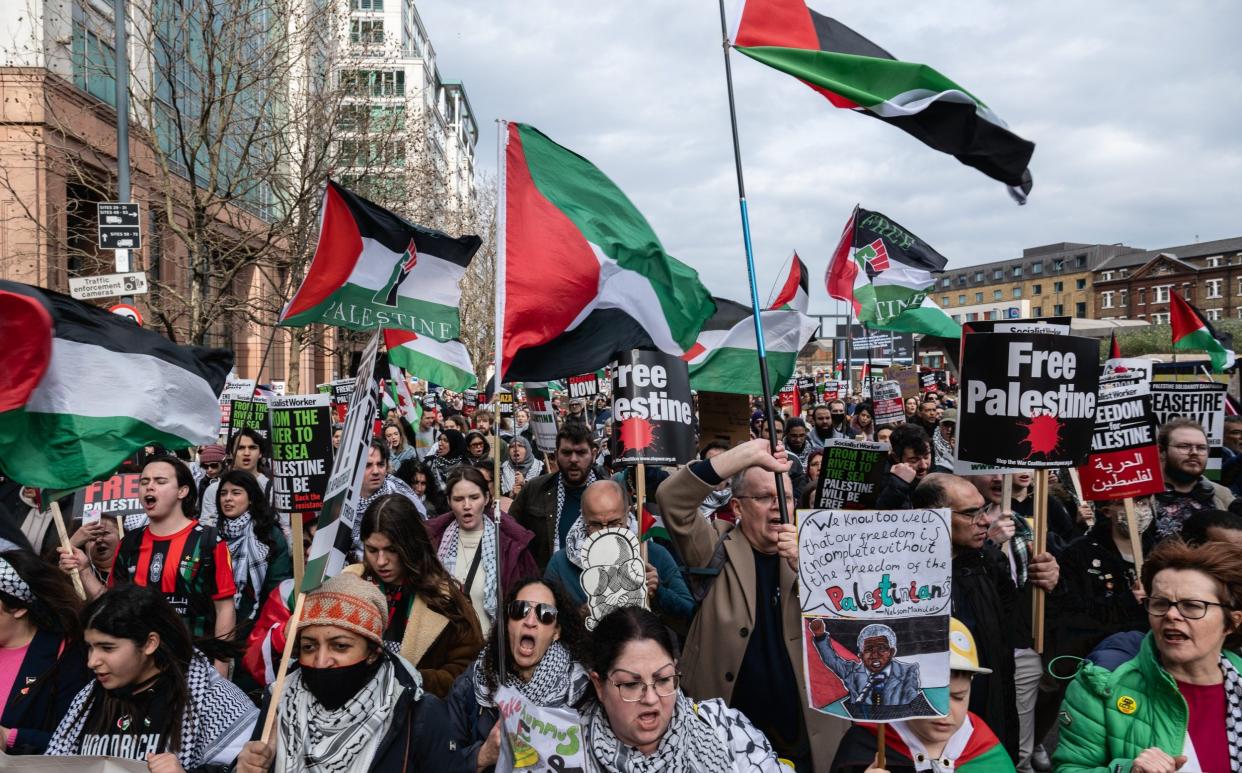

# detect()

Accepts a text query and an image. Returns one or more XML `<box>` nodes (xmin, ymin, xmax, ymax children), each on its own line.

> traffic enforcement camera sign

<box><xmin>97</xmin><ymin>203</ymin><xmax>142</xmax><ymax>250</ymax></box>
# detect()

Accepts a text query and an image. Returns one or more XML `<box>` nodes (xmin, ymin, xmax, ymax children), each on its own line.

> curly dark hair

<box><xmin>481</xmin><ymin>577</ymin><xmax>588</xmax><ymax>694</ymax></box>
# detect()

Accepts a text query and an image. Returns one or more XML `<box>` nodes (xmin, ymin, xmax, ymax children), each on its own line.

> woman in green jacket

<box><xmin>1053</xmin><ymin>540</ymin><xmax>1242</xmax><ymax>773</ymax></box>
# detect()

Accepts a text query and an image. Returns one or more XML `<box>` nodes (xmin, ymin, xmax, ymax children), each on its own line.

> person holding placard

<box><xmin>829</xmin><ymin>619</ymin><xmax>1015</xmax><ymax>773</ymax></box>
<box><xmin>657</xmin><ymin>437</ymin><xmax>847</xmax><ymax>770</ymax></box>
<box><xmin>1053</xmin><ymin>540</ymin><xmax>1242</xmax><ymax>773</ymax></box>
<box><xmin>444</xmin><ymin>578</ymin><xmax>591</xmax><ymax>772</ymax></box>
<box><xmin>875</xmin><ymin>426</ymin><xmax>934</xmax><ymax>510</ymax></box>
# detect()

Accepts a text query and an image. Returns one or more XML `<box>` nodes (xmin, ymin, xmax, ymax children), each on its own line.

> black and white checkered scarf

<box><xmin>1221</xmin><ymin>654</ymin><xmax>1242</xmax><ymax>772</ymax></box>
<box><xmin>472</xmin><ymin>640</ymin><xmax>587</xmax><ymax>708</ymax></box>
<box><xmin>220</xmin><ymin>511</ymin><xmax>269</xmax><ymax>613</ymax></box>
<box><xmin>436</xmin><ymin>515</ymin><xmax>498</xmax><ymax>621</ymax></box>
<box><xmin>555</xmin><ymin>471</ymin><xmax>596</xmax><ymax>555</ymax></box>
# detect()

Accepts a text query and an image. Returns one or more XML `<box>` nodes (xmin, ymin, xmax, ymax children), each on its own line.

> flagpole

<box><xmin>492</xmin><ymin>119</ymin><xmax>509</xmax><ymax>682</ymax></box>
<box><xmin>716</xmin><ymin>0</ymin><xmax>790</xmax><ymax>525</ymax></box>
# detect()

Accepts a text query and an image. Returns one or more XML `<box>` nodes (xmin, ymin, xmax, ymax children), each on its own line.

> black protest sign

<box><xmin>462</xmin><ymin>389</ymin><xmax>478</xmax><ymax>417</ymax></box>
<box><xmin>268</xmin><ymin>394</ymin><xmax>334</xmax><ymax>515</ymax></box>
<box><xmin>73</xmin><ymin>473</ymin><xmax>145</xmax><ymax>525</ymax></box>
<box><xmin>496</xmin><ymin>389</ymin><xmax>515</xmax><ymax>415</ymax></box>
<box><xmin>1151</xmin><ymin>382</ymin><xmax>1226</xmax><ymax>445</ymax></box>
<box><xmin>958</xmin><ymin>332</ymin><xmax>1099</xmax><ymax>468</ymax></box>
<box><xmin>1078</xmin><ymin>382</ymin><xmax>1164</xmax><ymax>501</ymax></box>
<box><xmin>610</xmin><ymin>349</ymin><xmax>695</xmax><ymax>466</ymax></box>
<box><xmin>814</xmin><ymin>439</ymin><xmax>890</xmax><ymax>509</ymax></box>
<box><xmin>568</xmin><ymin>372</ymin><xmax>602</xmax><ymax>401</ymax></box>
<box><xmin>228</xmin><ymin>399</ymin><xmax>269</xmax><ymax>446</ymax></box>
<box><xmin>798</xmin><ymin>376</ymin><xmax>817</xmax><ymax>407</ymax></box>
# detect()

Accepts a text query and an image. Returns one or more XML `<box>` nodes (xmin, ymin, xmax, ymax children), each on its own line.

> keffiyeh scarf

<box><xmin>501</xmin><ymin>437</ymin><xmax>543</xmax><ymax>494</ymax></box>
<box><xmin>564</xmin><ymin>515</ymin><xmax>639</xmax><ymax>570</ymax></box>
<box><xmin>554</xmin><ymin>471</ymin><xmax>597</xmax><ymax>555</ymax></box>
<box><xmin>697</xmin><ymin>488</ymin><xmax>733</xmax><ymax>521</ymax></box>
<box><xmin>584</xmin><ymin>693</ymin><xmax>752</xmax><ymax>773</ymax></box>
<box><xmin>436</xmin><ymin>516</ymin><xmax>498</xmax><ymax>621</ymax></box>
<box><xmin>1221</xmin><ymin>654</ymin><xmax>1242</xmax><ymax>772</ymax></box>
<box><xmin>353</xmin><ymin>475</ymin><xmax>427</xmax><ymax>550</ymax></box>
<box><xmin>472</xmin><ymin>640</ymin><xmax>587</xmax><ymax>708</ymax></box>
<box><xmin>48</xmin><ymin>654</ymin><xmax>257</xmax><ymax>769</ymax></box>
<box><xmin>220</xmin><ymin>512</ymin><xmax>269</xmax><ymax>612</ymax></box>
<box><xmin>276</xmin><ymin>659</ymin><xmax>403</xmax><ymax>773</ymax></box>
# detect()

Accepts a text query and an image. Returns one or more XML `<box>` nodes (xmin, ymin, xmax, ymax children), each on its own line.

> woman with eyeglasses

<box><xmin>464</xmin><ymin>430</ymin><xmax>492</xmax><ymax>466</ymax></box>
<box><xmin>426</xmin><ymin>467</ymin><xmax>538</xmax><ymax>638</ymax></box>
<box><xmin>1053</xmin><ymin>539</ymin><xmax>1242</xmax><ymax>773</ymax></box>
<box><xmin>445</xmin><ymin>578</ymin><xmax>589</xmax><ymax>772</ymax></box>
<box><xmin>581</xmin><ymin>606</ymin><xmax>784</xmax><ymax>772</ymax></box>
<box><xmin>353</xmin><ymin>494</ymin><xmax>483</xmax><ymax>698</ymax></box>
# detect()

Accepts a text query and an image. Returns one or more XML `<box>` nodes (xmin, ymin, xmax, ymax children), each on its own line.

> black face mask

<box><xmin>299</xmin><ymin>656</ymin><xmax>382</xmax><ymax>711</ymax></box>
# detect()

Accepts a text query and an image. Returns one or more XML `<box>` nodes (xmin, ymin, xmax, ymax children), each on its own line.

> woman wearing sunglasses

<box><xmin>445</xmin><ymin>578</ymin><xmax>590</xmax><ymax>772</ymax></box>
<box><xmin>581</xmin><ymin>606</ymin><xmax>784</xmax><ymax>772</ymax></box>
<box><xmin>1054</xmin><ymin>539</ymin><xmax>1242</xmax><ymax>773</ymax></box>
<box><xmin>353</xmin><ymin>494</ymin><xmax>483</xmax><ymax>698</ymax></box>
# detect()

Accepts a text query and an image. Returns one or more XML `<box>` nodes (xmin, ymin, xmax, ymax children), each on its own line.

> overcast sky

<box><xmin>419</xmin><ymin>1</ymin><xmax>1241</xmax><ymax>316</ymax></box>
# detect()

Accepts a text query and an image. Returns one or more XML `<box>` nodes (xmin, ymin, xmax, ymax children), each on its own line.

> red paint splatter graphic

<box><xmin>618</xmin><ymin>417</ymin><xmax>655</xmax><ymax>451</ymax></box>
<box><xmin>1021</xmin><ymin>412</ymin><xmax>1064</xmax><ymax>459</ymax></box>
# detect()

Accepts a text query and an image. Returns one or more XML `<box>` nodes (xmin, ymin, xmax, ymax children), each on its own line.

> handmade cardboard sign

<box><xmin>814</xmin><ymin>439</ymin><xmax>890</xmax><ymax>510</ymax></box>
<box><xmin>798</xmin><ymin>508</ymin><xmax>952</xmax><ymax>722</ymax></box>
<box><xmin>610</xmin><ymin>349</ymin><xmax>694</xmax><ymax>466</ymax></box>
<box><xmin>524</xmin><ymin>382</ymin><xmax>559</xmax><ymax>454</ymax></box>
<box><xmin>268</xmin><ymin>394</ymin><xmax>333</xmax><ymax>515</ymax></box>
<box><xmin>495</xmin><ymin>685</ymin><xmax>586</xmax><ymax>773</ymax></box>
<box><xmin>579</xmin><ymin>527</ymin><xmax>646</xmax><ymax>631</ymax></box>
<box><xmin>957</xmin><ymin>332</ymin><xmax>1099</xmax><ymax>468</ymax></box>
<box><xmin>1078</xmin><ymin>382</ymin><xmax>1164</xmax><ymax>500</ymax></box>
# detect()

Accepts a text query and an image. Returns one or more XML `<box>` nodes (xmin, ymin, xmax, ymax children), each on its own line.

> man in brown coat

<box><xmin>657</xmin><ymin>438</ymin><xmax>847</xmax><ymax>771</ymax></box>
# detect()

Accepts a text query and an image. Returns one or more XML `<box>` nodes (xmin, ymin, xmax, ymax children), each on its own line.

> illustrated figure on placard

<box><xmin>579</xmin><ymin>527</ymin><xmax>646</xmax><ymax>630</ymax></box>
<box><xmin>808</xmin><ymin>619</ymin><xmax>937</xmax><ymax>720</ymax></box>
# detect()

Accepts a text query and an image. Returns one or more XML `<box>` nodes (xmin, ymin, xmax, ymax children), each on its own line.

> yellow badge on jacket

<box><xmin>1117</xmin><ymin>695</ymin><xmax>1138</xmax><ymax>714</ymax></box>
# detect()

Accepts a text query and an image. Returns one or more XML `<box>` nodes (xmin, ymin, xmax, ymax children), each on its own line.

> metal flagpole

<box><xmin>492</xmin><ymin>120</ymin><xmax>509</xmax><ymax>680</ymax></box>
<box><xmin>716</xmin><ymin>0</ymin><xmax>790</xmax><ymax>524</ymax></box>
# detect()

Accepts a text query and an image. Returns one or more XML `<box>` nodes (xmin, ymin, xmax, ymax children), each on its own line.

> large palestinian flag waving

<box><xmin>1170</xmin><ymin>293</ymin><xmax>1235</xmax><ymax>372</ymax></box>
<box><xmin>685</xmin><ymin>255</ymin><xmax>817</xmax><ymax>395</ymax></box>
<box><xmin>499</xmin><ymin>123</ymin><xmax>716</xmax><ymax>382</ymax></box>
<box><xmin>827</xmin><ymin>207</ymin><xmax>960</xmax><ymax>338</ymax></box>
<box><xmin>0</xmin><ymin>281</ymin><xmax>232</xmax><ymax>490</ymax></box>
<box><xmin>281</xmin><ymin>181</ymin><xmax>481</xmax><ymax>339</ymax></box>
<box><xmin>731</xmin><ymin>0</ymin><xmax>1035</xmax><ymax>201</ymax></box>
<box><xmin>383</xmin><ymin>329</ymin><xmax>476</xmax><ymax>393</ymax></box>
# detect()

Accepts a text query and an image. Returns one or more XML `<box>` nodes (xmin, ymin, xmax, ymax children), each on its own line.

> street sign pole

<box><xmin>114</xmin><ymin>0</ymin><xmax>131</xmax><ymax>274</ymax></box>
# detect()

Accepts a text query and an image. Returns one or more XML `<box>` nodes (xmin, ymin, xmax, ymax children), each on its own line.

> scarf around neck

<box><xmin>277</xmin><ymin>658</ymin><xmax>406</xmax><ymax>773</ymax></box>
<box><xmin>436</xmin><ymin>516</ymin><xmax>498</xmax><ymax>621</ymax></box>
<box><xmin>220</xmin><ymin>511</ymin><xmax>269</xmax><ymax>612</ymax></box>
<box><xmin>555</xmin><ymin>470</ymin><xmax>597</xmax><ymax>555</ymax></box>
<box><xmin>472</xmin><ymin>640</ymin><xmax>587</xmax><ymax>708</ymax></box>
<box><xmin>584</xmin><ymin>692</ymin><xmax>736</xmax><ymax>773</ymax></box>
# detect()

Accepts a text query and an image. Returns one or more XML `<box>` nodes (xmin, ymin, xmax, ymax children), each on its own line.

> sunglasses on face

<box><xmin>507</xmin><ymin>600</ymin><xmax>558</xmax><ymax>625</ymax></box>
<box><xmin>203</xmin><ymin>462</ymin><xmax>222</xmax><ymax>470</ymax></box>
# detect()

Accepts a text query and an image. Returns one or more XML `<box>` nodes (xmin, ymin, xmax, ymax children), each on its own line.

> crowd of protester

<box><xmin>0</xmin><ymin>381</ymin><xmax>1240</xmax><ymax>772</ymax></box>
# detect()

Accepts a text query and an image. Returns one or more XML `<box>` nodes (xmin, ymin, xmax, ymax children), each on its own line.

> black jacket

<box><xmin>1</xmin><ymin>629</ymin><xmax>92</xmax><ymax>754</ymax></box>
<box><xmin>251</xmin><ymin>653</ymin><xmax>454</xmax><ymax>772</ymax></box>
<box><xmin>444</xmin><ymin>663</ymin><xmax>497</xmax><ymax>772</ymax></box>
<box><xmin>509</xmin><ymin>465</ymin><xmax>609</xmax><ymax>568</ymax></box>
<box><xmin>951</xmin><ymin>545</ymin><xmax>1020</xmax><ymax>760</ymax></box>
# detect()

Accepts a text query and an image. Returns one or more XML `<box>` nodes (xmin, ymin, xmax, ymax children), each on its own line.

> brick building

<box><xmin>1093</xmin><ymin>237</ymin><xmax>1242</xmax><ymax>323</ymax></box>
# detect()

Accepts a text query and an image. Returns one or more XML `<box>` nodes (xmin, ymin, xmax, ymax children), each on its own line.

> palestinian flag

<box><xmin>639</xmin><ymin>502</ymin><xmax>669</xmax><ymax>543</ymax></box>
<box><xmin>384</xmin><ymin>365</ymin><xmax>423</xmax><ymax>427</ymax></box>
<box><xmin>384</xmin><ymin>329</ymin><xmax>476</xmax><ymax>393</ymax></box>
<box><xmin>1170</xmin><ymin>293</ymin><xmax>1235</xmax><ymax>372</ymax></box>
<box><xmin>731</xmin><ymin>0</ymin><xmax>1035</xmax><ymax>202</ymax></box>
<box><xmin>768</xmin><ymin>252</ymin><xmax>810</xmax><ymax>310</ymax></box>
<box><xmin>685</xmin><ymin>256</ymin><xmax>817</xmax><ymax>395</ymax></box>
<box><xmin>281</xmin><ymin>181</ymin><xmax>481</xmax><ymax>339</ymax></box>
<box><xmin>0</xmin><ymin>281</ymin><xmax>232</xmax><ymax>490</ymax></box>
<box><xmin>827</xmin><ymin>206</ymin><xmax>960</xmax><ymax>338</ymax></box>
<box><xmin>499</xmin><ymin>123</ymin><xmax>715</xmax><ymax>382</ymax></box>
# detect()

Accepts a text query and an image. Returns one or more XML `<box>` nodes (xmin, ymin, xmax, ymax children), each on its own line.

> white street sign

<box><xmin>69</xmin><ymin>272</ymin><xmax>149</xmax><ymax>301</ymax></box>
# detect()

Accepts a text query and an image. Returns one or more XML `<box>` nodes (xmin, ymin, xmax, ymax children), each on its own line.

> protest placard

<box><xmin>697</xmin><ymin>391</ymin><xmax>751</xmax><ymax>449</ymax></box>
<box><xmin>777</xmin><ymin>379</ymin><xmax>801</xmax><ymax>416</ymax></box>
<box><xmin>919</xmin><ymin>370</ymin><xmax>940</xmax><ymax>394</ymax></box>
<box><xmin>610</xmin><ymin>349</ymin><xmax>695</xmax><ymax>466</ymax></box>
<box><xmin>883</xmin><ymin>366</ymin><xmax>921</xmax><ymax>399</ymax></box>
<box><xmin>73</xmin><ymin>473</ymin><xmax>145</xmax><ymax>527</ymax></box>
<box><xmin>524</xmin><ymin>382</ymin><xmax>559</xmax><ymax>454</ymax></box>
<box><xmin>814</xmin><ymin>439</ymin><xmax>890</xmax><ymax>510</ymax></box>
<box><xmin>871</xmin><ymin>381</ymin><xmax>905</xmax><ymax>427</ymax></box>
<box><xmin>798</xmin><ymin>375</ymin><xmax>818</xmax><ymax>407</ymax></box>
<box><xmin>495</xmin><ymin>685</ymin><xmax>586</xmax><ymax>772</ymax></box>
<box><xmin>268</xmin><ymin>394</ymin><xmax>334</xmax><ymax>515</ymax></box>
<box><xmin>218</xmin><ymin>376</ymin><xmax>255</xmax><ymax>428</ymax></box>
<box><xmin>1078</xmin><ymin>382</ymin><xmax>1164</xmax><ymax>500</ymax></box>
<box><xmin>1151</xmin><ymin>380</ymin><xmax>1227</xmax><ymax>480</ymax></box>
<box><xmin>568</xmin><ymin>371</ymin><xmax>604</xmax><ymax>401</ymax></box>
<box><xmin>496</xmin><ymin>389</ymin><xmax>515</xmax><ymax>416</ymax></box>
<box><xmin>1101</xmin><ymin>357</ymin><xmax>1154</xmax><ymax>385</ymax></box>
<box><xmin>227</xmin><ymin>398</ymin><xmax>269</xmax><ymax>446</ymax></box>
<box><xmin>957</xmin><ymin>332</ymin><xmax>1100</xmax><ymax>468</ymax></box>
<box><xmin>798</xmin><ymin>507</ymin><xmax>952</xmax><ymax>722</ymax></box>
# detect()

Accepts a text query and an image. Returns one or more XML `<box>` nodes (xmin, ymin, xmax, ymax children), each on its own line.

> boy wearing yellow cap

<box><xmin>828</xmin><ymin>618</ymin><xmax>1017</xmax><ymax>772</ymax></box>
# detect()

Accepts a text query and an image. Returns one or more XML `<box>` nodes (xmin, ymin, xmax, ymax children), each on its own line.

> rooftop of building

<box><xmin>1095</xmin><ymin>235</ymin><xmax>1242</xmax><ymax>271</ymax></box>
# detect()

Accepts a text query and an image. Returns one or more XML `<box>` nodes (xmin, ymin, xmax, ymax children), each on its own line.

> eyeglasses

<box><xmin>506</xmin><ymin>600</ymin><xmax>558</xmax><ymax>625</ymax></box>
<box><xmin>735</xmin><ymin>494</ymin><xmax>795</xmax><ymax>509</ymax></box>
<box><xmin>609</xmin><ymin>672</ymin><xmax>681</xmax><ymax>702</ymax></box>
<box><xmin>952</xmin><ymin>507</ymin><xmax>990</xmax><ymax>526</ymax></box>
<box><xmin>1143</xmin><ymin>596</ymin><xmax>1227</xmax><ymax>619</ymax></box>
<box><xmin>202</xmin><ymin>462</ymin><xmax>222</xmax><ymax>470</ymax></box>
<box><xmin>1169</xmin><ymin>443</ymin><xmax>1209</xmax><ymax>454</ymax></box>
<box><xmin>469</xmin><ymin>441</ymin><xmax>486</xmax><ymax>449</ymax></box>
